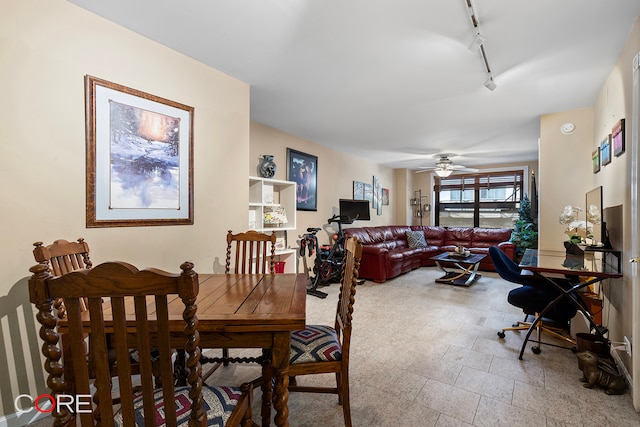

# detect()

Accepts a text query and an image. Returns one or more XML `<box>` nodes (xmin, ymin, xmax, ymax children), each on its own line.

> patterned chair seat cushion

<box><xmin>290</xmin><ymin>324</ymin><xmax>342</xmax><ymax>364</ymax></box>
<box><xmin>114</xmin><ymin>385</ymin><xmax>242</xmax><ymax>427</ymax></box>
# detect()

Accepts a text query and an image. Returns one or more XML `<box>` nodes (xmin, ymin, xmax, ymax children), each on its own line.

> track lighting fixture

<box><xmin>468</xmin><ymin>33</ymin><xmax>485</xmax><ymax>52</ymax></box>
<box><xmin>465</xmin><ymin>0</ymin><xmax>496</xmax><ymax>91</ymax></box>
<box><xmin>484</xmin><ymin>76</ymin><xmax>497</xmax><ymax>91</ymax></box>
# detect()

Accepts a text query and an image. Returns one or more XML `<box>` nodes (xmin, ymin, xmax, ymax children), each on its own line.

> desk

<box><xmin>517</xmin><ymin>249</ymin><xmax>622</xmax><ymax>360</ymax></box>
<box><xmin>70</xmin><ymin>273</ymin><xmax>306</xmax><ymax>427</ymax></box>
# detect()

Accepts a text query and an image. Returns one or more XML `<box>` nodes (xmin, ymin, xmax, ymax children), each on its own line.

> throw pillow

<box><xmin>406</xmin><ymin>230</ymin><xmax>427</xmax><ymax>248</ymax></box>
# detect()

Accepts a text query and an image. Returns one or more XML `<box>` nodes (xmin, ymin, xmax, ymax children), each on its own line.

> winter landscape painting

<box><xmin>86</xmin><ymin>76</ymin><xmax>194</xmax><ymax>227</ymax></box>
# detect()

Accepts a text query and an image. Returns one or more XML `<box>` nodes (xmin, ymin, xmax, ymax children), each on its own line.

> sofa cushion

<box><xmin>444</xmin><ymin>227</ymin><xmax>474</xmax><ymax>246</ymax></box>
<box><xmin>472</xmin><ymin>228</ymin><xmax>513</xmax><ymax>248</ymax></box>
<box><xmin>406</xmin><ymin>230</ymin><xmax>427</xmax><ymax>248</ymax></box>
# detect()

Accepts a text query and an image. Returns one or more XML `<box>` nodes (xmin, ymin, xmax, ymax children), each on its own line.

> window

<box><xmin>435</xmin><ymin>170</ymin><xmax>523</xmax><ymax>228</ymax></box>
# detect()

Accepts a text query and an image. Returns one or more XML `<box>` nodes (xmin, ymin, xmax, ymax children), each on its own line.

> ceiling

<box><xmin>68</xmin><ymin>0</ymin><xmax>640</xmax><ymax>170</ymax></box>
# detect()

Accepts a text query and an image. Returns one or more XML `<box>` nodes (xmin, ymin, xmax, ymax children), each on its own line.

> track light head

<box><xmin>468</xmin><ymin>33</ymin><xmax>485</xmax><ymax>52</ymax></box>
<box><xmin>484</xmin><ymin>77</ymin><xmax>497</xmax><ymax>91</ymax></box>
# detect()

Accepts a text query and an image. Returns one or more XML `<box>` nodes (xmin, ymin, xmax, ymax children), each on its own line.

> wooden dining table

<box><xmin>179</xmin><ymin>272</ymin><xmax>306</xmax><ymax>427</ymax></box>
<box><xmin>62</xmin><ymin>272</ymin><xmax>307</xmax><ymax>427</ymax></box>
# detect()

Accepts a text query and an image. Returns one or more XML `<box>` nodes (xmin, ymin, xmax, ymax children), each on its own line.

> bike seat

<box><xmin>307</xmin><ymin>227</ymin><xmax>321</xmax><ymax>232</ymax></box>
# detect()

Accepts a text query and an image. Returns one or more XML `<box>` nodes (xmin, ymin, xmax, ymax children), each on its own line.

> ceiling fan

<box><xmin>414</xmin><ymin>154</ymin><xmax>479</xmax><ymax>177</ymax></box>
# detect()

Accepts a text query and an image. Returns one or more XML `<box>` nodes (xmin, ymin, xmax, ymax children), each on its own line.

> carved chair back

<box><xmin>28</xmin><ymin>261</ymin><xmax>205</xmax><ymax>426</ymax></box>
<box><xmin>225</xmin><ymin>230</ymin><xmax>276</xmax><ymax>274</ymax></box>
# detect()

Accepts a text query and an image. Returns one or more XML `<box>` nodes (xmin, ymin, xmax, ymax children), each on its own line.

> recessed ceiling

<box><xmin>68</xmin><ymin>0</ymin><xmax>640</xmax><ymax>170</ymax></box>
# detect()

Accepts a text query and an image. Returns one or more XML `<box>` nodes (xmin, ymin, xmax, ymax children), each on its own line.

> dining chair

<box><xmin>224</xmin><ymin>229</ymin><xmax>277</xmax><ymax>274</ymax></box>
<box><xmin>28</xmin><ymin>260</ymin><xmax>254</xmax><ymax>427</ymax></box>
<box><xmin>32</xmin><ymin>238</ymin><xmax>163</xmax><ymax>391</ymax></box>
<box><xmin>33</xmin><ymin>238</ymin><xmax>92</xmax><ymax>316</ymax></box>
<box><xmin>201</xmin><ymin>230</ymin><xmax>277</xmax><ymax>381</ymax></box>
<box><xmin>489</xmin><ymin>246</ymin><xmax>578</xmax><ymax>354</ymax></box>
<box><xmin>287</xmin><ymin>236</ymin><xmax>363</xmax><ymax>427</ymax></box>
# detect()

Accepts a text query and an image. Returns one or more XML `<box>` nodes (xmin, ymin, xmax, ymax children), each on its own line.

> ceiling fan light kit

<box><xmin>435</xmin><ymin>169</ymin><xmax>453</xmax><ymax>177</ymax></box>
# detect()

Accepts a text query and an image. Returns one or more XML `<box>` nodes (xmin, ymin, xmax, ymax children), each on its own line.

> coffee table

<box><xmin>430</xmin><ymin>252</ymin><xmax>487</xmax><ymax>286</ymax></box>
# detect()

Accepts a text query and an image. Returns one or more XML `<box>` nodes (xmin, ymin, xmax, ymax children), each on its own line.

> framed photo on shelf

<box><xmin>287</xmin><ymin>148</ymin><xmax>317</xmax><ymax>211</ymax></box>
<box><xmin>601</xmin><ymin>135</ymin><xmax>611</xmax><ymax>166</ymax></box>
<box><xmin>612</xmin><ymin>118</ymin><xmax>625</xmax><ymax>156</ymax></box>
<box><xmin>592</xmin><ymin>148</ymin><xmax>600</xmax><ymax>174</ymax></box>
<box><xmin>85</xmin><ymin>75</ymin><xmax>194</xmax><ymax>227</ymax></box>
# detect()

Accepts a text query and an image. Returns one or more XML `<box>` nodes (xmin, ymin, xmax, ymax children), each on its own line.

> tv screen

<box><xmin>339</xmin><ymin>199</ymin><xmax>370</xmax><ymax>221</ymax></box>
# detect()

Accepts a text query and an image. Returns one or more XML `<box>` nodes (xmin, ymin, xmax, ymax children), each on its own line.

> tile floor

<box><xmin>30</xmin><ymin>267</ymin><xmax>640</xmax><ymax>426</ymax></box>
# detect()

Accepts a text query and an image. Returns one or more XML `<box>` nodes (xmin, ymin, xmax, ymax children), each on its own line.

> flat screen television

<box><xmin>339</xmin><ymin>199</ymin><xmax>370</xmax><ymax>221</ymax></box>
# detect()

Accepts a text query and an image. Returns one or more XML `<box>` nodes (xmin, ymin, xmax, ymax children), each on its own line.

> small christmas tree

<box><xmin>510</xmin><ymin>194</ymin><xmax>538</xmax><ymax>257</ymax></box>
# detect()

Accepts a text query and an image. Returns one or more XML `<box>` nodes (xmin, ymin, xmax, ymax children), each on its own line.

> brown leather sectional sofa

<box><xmin>343</xmin><ymin>225</ymin><xmax>515</xmax><ymax>283</ymax></box>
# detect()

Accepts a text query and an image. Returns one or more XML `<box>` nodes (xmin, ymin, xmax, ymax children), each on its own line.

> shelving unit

<box><xmin>249</xmin><ymin>177</ymin><xmax>297</xmax><ymax>273</ymax></box>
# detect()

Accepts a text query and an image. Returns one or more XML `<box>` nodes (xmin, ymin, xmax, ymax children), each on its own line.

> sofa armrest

<box><xmin>496</xmin><ymin>241</ymin><xmax>516</xmax><ymax>260</ymax></box>
<box><xmin>358</xmin><ymin>246</ymin><xmax>389</xmax><ymax>282</ymax></box>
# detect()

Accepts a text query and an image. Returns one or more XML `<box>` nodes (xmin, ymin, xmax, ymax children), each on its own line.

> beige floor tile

<box><xmin>28</xmin><ymin>267</ymin><xmax>640</xmax><ymax>427</ymax></box>
<box><xmin>454</xmin><ymin>366</ymin><xmax>515</xmax><ymax>404</ymax></box>
<box><xmin>415</xmin><ymin>379</ymin><xmax>481</xmax><ymax>423</ymax></box>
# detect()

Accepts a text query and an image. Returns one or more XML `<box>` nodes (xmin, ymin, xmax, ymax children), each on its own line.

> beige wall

<box><xmin>0</xmin><ymin>0</ymin><xmax>251</xmax><ymax>419</ymax></box>
<box><xmin>539</xmin><ymin>15</ymin><xmax>640</xmax><ymax>405</ymax></box>
<box><xmin>249</xmin><ymin>121</ymin><xmax>396</xmax><ymax>249</ymax></box>
<box><xmin>0</xmin><ymin>1</ymin><xmax>397</xmax><ymax>419</ymax></box>
<box><xmin>539</xmin><ymin>108</ymin><xmax>595</xmax><ymax>250</ymax></box>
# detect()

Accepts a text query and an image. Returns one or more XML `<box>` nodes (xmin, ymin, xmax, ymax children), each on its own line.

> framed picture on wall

<box><xmin>85</xmin><ymin>75</ymin><xmax>194</xmax><ymax>227</ymax></box>
<box><xmin>353</xmin><ymin>181</ymin><xmax>365</xmax><ymax>200</ymax></box>
<box><xmin>592</xmin><ymin>147</ymin><xmax>600</xmax><ymax>174</ymax></box>
<box><xmin>287</xmin><ymin>148</ymin><xmax>318</xmax><ymax>211</ymax></box>
<box><xmin>601</xmin><ymin>135</ymin><xmax>611</xmax><ymax>166</ymax></box>
<box><xmin>612</xmin><ymin>118</ymin><xmax>625</xmax><ymax>156</ymax></box>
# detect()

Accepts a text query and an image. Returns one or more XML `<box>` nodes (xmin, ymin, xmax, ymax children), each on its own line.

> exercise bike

<box><xmin>300</xmin><ymin>214</ymin><xmax>356</xmax><ymax>298</ymax></box>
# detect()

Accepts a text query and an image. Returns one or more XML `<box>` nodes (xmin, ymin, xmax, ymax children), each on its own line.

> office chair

<box><xmin>489</xmin><ymin>246</ymin><xmax>578</xmax><ymax>354</ymax></box>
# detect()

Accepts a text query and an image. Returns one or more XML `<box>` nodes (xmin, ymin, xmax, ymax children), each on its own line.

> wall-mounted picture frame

<box><xmin>353</xmin><ymin>181</ymin><xmax>365</xmax><ymax>200</ymax></box>
<box><xmin>372</xmin><ymin>176</ymin><xmax>379</xmax><ymax>209</ymax></box>
<box><xmin>592</xmin><ymin>147</ymin><xmax>600</xmax><ymax>174</ymax></box>
<box><xmin>601</xmin><ymin>135</ymin><xmax>611</xmax><ymax>166</ymax></box>
<box><xmin>612</xmin><ymin>118</ymin><xmax>625</xmax><ymax>156</ymax></box>
<box><xmin>287</xmin><ymin>148</ymin><xmax>317</xmax><ymax>211</ymax></box>
<box><xmin>363</xmin><ymin>183</ymin><xmax>373</xmax><ymax>204</ymax></box>
<box><xmin>382</xmin><ymin>188</ymin><xmax>390</xmax><ymax>205</ymax></box>
<box><xmin>85</xmin><ymin>76</ymin><xmax>194</xmax><ymax>227</ymax></box>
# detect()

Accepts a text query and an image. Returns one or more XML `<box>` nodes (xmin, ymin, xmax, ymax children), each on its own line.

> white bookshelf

<box><xmin>249</xmin><ymin>177</ymin><xmax>297</xmax><ymax>273</ymax></box>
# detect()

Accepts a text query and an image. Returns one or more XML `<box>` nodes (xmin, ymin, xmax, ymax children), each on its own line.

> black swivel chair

<box><xmin>489</xmin><ymin>246</ymin><xmax>578</xmax><ymax>354</ymax></box>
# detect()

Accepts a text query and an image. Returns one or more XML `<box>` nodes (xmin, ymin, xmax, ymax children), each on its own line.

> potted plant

<box><xmin>510</xmin><ymin>194</ymin><xmax>538</xmax><ymax>259</ymax></box>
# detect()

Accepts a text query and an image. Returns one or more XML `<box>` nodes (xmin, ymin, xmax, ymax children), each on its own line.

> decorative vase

<box><xmin>258</xmin><ymin>155</ymin><xmax>276</xmax><ymax>178</ymax></box>
<box><xmin>564</xmin><ymin>241</ymin><xmax>584</xmax><ymax>256</ymax></box>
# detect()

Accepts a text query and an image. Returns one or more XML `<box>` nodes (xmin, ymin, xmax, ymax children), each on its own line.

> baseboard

<box><xmin>611</xmin><ymin>346</ymin><xmax>634</xmax><ymax>394</ymax></box>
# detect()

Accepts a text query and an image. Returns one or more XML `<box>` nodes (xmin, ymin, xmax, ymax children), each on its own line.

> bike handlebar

<box><xmin>327</xmin><ymin>214</ymin><xmax>357</xmax><ymax>224</ymax></box>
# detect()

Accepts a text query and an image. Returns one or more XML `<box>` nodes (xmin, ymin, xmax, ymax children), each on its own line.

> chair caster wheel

<box><xmin>532</xmin><ymin>346</ymin><xmax>541</xmax><ymax>354</ymax></box>
<box><xmin>497</xmin><ymin>331</ymin><xmax>505</xmax><ymax>339</ymax></box>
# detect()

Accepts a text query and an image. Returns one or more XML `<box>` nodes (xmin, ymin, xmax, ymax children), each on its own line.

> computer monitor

<box><xmin>339</xmin><ymin>199</ymin><xmax>370</xmax><ymax>221</ymax></box>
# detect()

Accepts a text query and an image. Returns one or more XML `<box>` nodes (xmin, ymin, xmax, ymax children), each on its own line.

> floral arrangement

<box><xmin>559</xmin><ymin>205</ymin><xmax>601</xmax><ymax>244</ymax></box>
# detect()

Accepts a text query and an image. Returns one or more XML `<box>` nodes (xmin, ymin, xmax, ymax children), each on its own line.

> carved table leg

<box><xmin>272</xmin><ymin>333</ymin><xmax>290</xmax><ymax>427</ymax></box>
